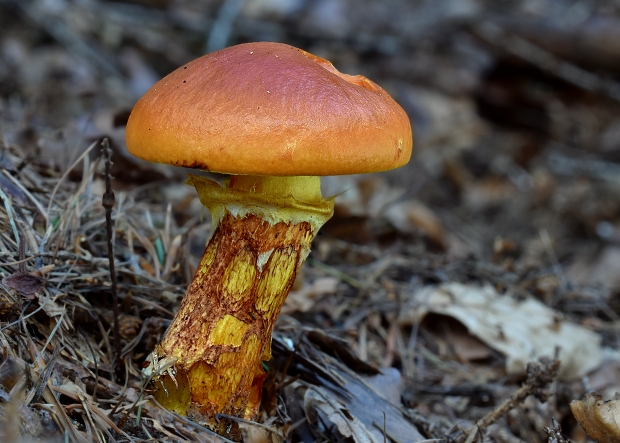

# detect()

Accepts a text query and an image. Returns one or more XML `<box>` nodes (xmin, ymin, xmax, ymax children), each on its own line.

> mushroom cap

<box><xmin>126</xmin><ymin>42</ymin><xmax>412</xmax><ymax>176</ymax></box>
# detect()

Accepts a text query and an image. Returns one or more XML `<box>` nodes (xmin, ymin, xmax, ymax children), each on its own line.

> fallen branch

<box><xmin>462</xmin><ymin>357</ymin><xmax>560</xmax><ymax>443</ymax></box>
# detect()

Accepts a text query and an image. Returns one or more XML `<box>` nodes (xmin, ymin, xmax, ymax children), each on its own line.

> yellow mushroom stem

<box><xmin>147</xmin><ymin>175</ymin><xmax>333</xmax><ymax>432</ymax></box>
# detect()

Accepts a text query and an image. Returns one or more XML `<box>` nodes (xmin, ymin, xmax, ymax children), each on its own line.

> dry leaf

<box><xmin>304</xmin><ymin>387</ymin><xmax>379</xmax><ymax>443</ymax></box>
<box><xmin>361</xmin><ymin>367</ymin><xmax>403</xmax><ymax>404</ymax></box>
<box><xmin>3</xmin><ymin>272</ymin><xmax>43</xmax><ymax>298</ymax></box>
<box><xmin>30</xmin><ymin>264</ymin><xmax>55</xmax><ymax>277</ymax></box>
<box><xmin>399</xmin><ymin>283</ymin><xmax>603</xmax><ymax>379</ymax></box>
<box><xmin>571</xmin><ymin>392</ymin><xmax>620</xmax><ymax>443</ymax></box>
<box><xmin>238</xmin><ymin>419</ymin><xmax>286</xmax><ymax>443</ymax></box>
<box><xmin>316</xmin><ymin>361</ymin><xmax>425</xmax><ymax>443</ymax></box>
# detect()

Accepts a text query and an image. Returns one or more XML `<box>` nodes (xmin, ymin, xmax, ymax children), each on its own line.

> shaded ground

<box><xmin>1</xmin><ymin>0</ymin><xmax>620</xmax><ymax>442</ymax></box>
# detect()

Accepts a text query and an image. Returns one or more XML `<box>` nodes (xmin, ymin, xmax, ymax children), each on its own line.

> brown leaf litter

<box><xmin>4</xmin><ymin>1</ymin><xmax>620</xmax><ymax>442</ymax></box>
<box><xmin>0</xmin><ymin>135</ymin><xmax>571</xmax><ymax>443</ymax></box>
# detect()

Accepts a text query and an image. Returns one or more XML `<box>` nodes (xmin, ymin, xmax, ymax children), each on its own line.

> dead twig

<box><xmin>462</xmin><ymin>357</ymin><xmax>560</xmax><ymax>443</ymax></box>
<box><xmin>101</xmin><ymin>138</ymin><xmax>121</xmax><ymax>370</ymax></box>
<box><xmin>544</xmin><ymin>418</ymin><xmax>569</xmax><ymax>443</ymax></box>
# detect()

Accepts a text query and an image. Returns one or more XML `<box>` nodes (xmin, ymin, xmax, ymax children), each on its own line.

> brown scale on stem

<box><xmin>147</xmin><ymin>175</ymin><xmax>331</xmax><ymax>434</ymax></box>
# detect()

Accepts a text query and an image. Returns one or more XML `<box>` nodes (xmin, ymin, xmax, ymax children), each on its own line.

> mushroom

<box><xmin>125</xmin><ymin>42</ymin><xmax>412</xmax><ymax>431</ymax></box>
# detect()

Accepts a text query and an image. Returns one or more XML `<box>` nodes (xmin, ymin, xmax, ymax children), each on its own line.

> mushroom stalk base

<box><xmin>146</xmin><ymin>175</ymin><xmax>333</xmax><ymax>435</ymax></box>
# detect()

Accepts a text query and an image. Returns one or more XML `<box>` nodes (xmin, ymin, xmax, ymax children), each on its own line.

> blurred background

<box><xmin>2</xmin><ymin>1</ymin><xmax>620</xmax><ymax>441</ymax></box>
<box><xmin>2</xmin><ymin>0</ymin><xmax>620</xmax><ymax>289</ymax></box>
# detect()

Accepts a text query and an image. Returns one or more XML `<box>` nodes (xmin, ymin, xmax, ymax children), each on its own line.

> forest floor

<box><xmin>1</xmin><ymin>0</ymin><xmax>620</xmax><ymax>442</ymax></box>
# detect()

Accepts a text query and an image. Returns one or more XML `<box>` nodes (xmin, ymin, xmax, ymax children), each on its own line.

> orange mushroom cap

<box><xmin>126</xmin><ymin>42</ymin><xmax>412</xmax><ymax>176</ymax></box>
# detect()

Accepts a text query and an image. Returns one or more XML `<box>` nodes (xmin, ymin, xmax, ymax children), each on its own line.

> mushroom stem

<box><xmin>148</xmin><ymin>175</ymin><xmax>333</xmax><ymax>430</ymax></box>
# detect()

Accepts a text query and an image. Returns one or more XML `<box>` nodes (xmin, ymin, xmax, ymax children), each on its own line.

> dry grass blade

<box><xmin>45</xmin><ymin>140</ymin><xmax>98</xmax><ymax>229</ymax></box>
<box><xmin>0</xmin><ymin>139</ymin><xmax>202</xmax><ymax>441</ymax></box>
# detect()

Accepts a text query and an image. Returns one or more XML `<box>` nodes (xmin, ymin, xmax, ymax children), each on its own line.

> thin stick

<box><xmin>0</xmin><ymin>255</ymin><xmax>36</xmax><ymax>266</ymax></box>
<box><xmin>0</xmin><ymin>250</ymin><xmax>108</xmax><ymax>264</ymax></box>
<box><xmin>462</xmin><ymin>358</ymin><xmax>560</xmax><ymax>443</ymax></box>
<box><xmin>101</xmin><ymin>139</ymin><xmax>121</xmax><ymax>369</ymax></box>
